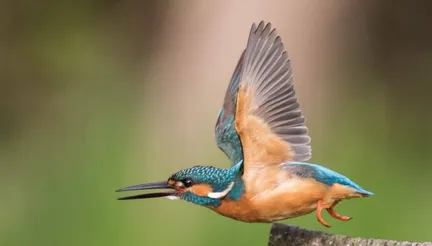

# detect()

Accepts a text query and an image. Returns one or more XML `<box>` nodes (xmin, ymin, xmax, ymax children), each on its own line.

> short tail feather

<box><xmin>288</xmin><ymin>162</ymin><xmax>374</xmax><ymax>197</ymax></box>
<box><xmin>356</xmin><ymin>188</ymin><xmax>374</xmax><ymax>197</ymax></box>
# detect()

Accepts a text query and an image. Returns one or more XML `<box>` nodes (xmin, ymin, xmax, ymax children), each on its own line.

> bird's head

<box><xmin>116</xmin><ymin>163</ymin><xmax>244</xmax><ymax>207</ymax></box>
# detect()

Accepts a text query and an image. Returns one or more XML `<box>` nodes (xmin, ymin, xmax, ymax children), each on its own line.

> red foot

<box><xmin>316</xmin><ymin>200</ymin><xmax>331</xmax><ymax>227</ymax></box>
<box><xmin>326</xmin><ymin>200</ymin><xmax>352</xmax><ymax>221</ymax></box>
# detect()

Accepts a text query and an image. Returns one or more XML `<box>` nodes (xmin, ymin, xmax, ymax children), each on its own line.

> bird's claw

<box><xmin>316</xmin><ymin>199</ymin><xmax>352</xmax><ymax>227</ymax></box>
<box><xmin>316</xmin><ymin>200</ymin><xmax>332</xmax><ymax>227</ymax></box>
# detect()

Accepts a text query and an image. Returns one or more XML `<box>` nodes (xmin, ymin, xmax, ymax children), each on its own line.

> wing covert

<box><xmin>215</xmin><ymin>52</ymin><xmax>244</xmax><ymax>165</ymax></box>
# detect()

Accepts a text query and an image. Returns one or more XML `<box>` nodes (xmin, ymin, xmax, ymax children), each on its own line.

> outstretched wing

<box><xmin>236</xmin><ymin>21</ymin><xmax>311</xmax><ymax>168</ymax></box>
<box><xmin>216</xmin><ymin>21</ymin><xmax>311</xmax><ymax>169</ymax></box>
<box><xmin>215</xmin><ymin>52</ymin><xmax>245</xmax><ymax>165</ymax></box>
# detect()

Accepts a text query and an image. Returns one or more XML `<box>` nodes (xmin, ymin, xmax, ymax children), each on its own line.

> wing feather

<box><xmin>237</xmin><ymin>22</ymin><xmax>311</xmax><ymax>165</ymax></box>
<box><xmin>215</xmin><ymin>53</ymin><xmax>245</xmax><ymax>165</ymax></box>
<box><xmin>215</xmin><ymin>21</ymin><xmax>311</xmax><ymax>168</ymax></box>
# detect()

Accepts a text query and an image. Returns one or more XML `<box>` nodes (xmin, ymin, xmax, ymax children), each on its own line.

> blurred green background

<box><xmin>1</xmin><ymin>1</ymin><xmax>432</xmax><ymax>246</ymax></box>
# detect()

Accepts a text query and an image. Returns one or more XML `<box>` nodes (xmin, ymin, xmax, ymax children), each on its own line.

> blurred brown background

<box><xmin>1</xmin><ymin>1</ymin><xmax>432</xmax><ymax>246</ymax></box>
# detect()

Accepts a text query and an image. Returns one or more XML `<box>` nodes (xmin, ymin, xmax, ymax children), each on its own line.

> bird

<box><xmin>116</xmin><ymin>21</ymin><xmax>373</xmax><ymax>228</ymax></box>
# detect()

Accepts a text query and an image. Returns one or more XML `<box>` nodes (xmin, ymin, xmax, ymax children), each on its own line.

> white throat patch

<box><xmin>207</xmin><ymin>182</ymin><xmax>235</xmax><ymax>199</ymax></box>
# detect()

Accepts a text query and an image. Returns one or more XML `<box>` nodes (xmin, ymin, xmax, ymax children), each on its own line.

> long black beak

<box><xmin>116</xmin><ymin>181</ymin><xmax>176</xmax><ymax>200</ymax></box>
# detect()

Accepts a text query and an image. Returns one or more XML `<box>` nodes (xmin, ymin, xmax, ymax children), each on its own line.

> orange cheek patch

<box><xmin>188</xmin><ymin>184</ymin><xmax>213</xmax><ymax>196</ymax></box>
<box><xmin>168</xmin><ymin>179</ymin><xmax>175</xmax><ymax>186</ymax></box>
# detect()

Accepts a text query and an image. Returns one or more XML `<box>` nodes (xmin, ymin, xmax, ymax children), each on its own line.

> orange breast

<box><xmin>210</xmin><ymin>177</ymin><xmax>360</xmax><ymax>222</ymax></box>
<box><xmin>210</xmin><ymin>178</ymin><xmax>323</xmax><ymax>222</ymax></box>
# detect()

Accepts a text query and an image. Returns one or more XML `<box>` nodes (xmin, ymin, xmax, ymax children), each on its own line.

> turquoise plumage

<box><xmin>215</xmin><ymin>52</ymin><xmax>244</xmax><ymax>166</ymax></box>
<box><xmin>117</xmin><ymin>21</ymin><xmax>373</xmax><ymax>228</ymax></box>
<box><xmin>287</xmin><ymin>162</ymin><xmax>373</xmax><ymax>196</ymax></box>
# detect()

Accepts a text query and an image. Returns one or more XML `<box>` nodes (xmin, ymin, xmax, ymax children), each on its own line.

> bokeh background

<box><xmin>2</xmin><ymin>1</ymin><xmax>432</xmax><ymax>245</ymax></box>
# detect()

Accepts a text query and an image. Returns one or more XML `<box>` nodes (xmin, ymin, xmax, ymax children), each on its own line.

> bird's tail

<box><xmin>355</xmin><ymin>187</ymin><xmax>374</xmax><ymax>197</ymax></box>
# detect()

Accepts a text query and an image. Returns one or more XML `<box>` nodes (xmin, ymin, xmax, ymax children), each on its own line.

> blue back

<box><xmin>286</xmin><ymin>162</ymin><xmax>373</xmax><ymax>195</ymax></box>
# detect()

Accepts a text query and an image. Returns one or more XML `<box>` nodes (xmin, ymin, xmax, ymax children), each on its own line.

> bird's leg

<box><xmin>316</xmin><ymin>200</ymin><xmax>331</xmax><ymax>227</ymax></box>
<box><xmin>326</xmin><ymin>200</ymin><xmax>351</xmax><ymax>221</ymax></box>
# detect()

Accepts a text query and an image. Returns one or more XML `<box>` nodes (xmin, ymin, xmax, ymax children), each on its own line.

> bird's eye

<box><xmin>183</xmin><ymin>179</ymin><xmax>194</xmax><ymax>188</ymax></box>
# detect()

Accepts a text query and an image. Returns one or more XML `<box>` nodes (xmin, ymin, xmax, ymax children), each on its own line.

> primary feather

<box><xmin>215</xmin><ymin>21</ymin><xmax>311</xmax><ymax>168</ymax></box>
<box><xmin>241</xmin><ymin>21</ymin><xmax>311</xmax><ymax>162</ymax></box>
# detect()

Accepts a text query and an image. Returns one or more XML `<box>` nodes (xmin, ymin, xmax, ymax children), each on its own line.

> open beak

<box><xmin>116</xmin><ymin>181</ymin><xmax>176</xmax><ymax>200</ymax></box>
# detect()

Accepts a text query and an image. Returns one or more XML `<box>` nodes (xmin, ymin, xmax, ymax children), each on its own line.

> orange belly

<box><xmin>210</xmin><ymin>178</ymin><xmax>360</xmax><ymax>222</ymax></box>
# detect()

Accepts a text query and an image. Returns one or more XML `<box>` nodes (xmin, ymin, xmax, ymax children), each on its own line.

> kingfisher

<box><xmin>116</xmin><ymin>21</ymin><xmax>373</xmax><ymax>228</ymax></box>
